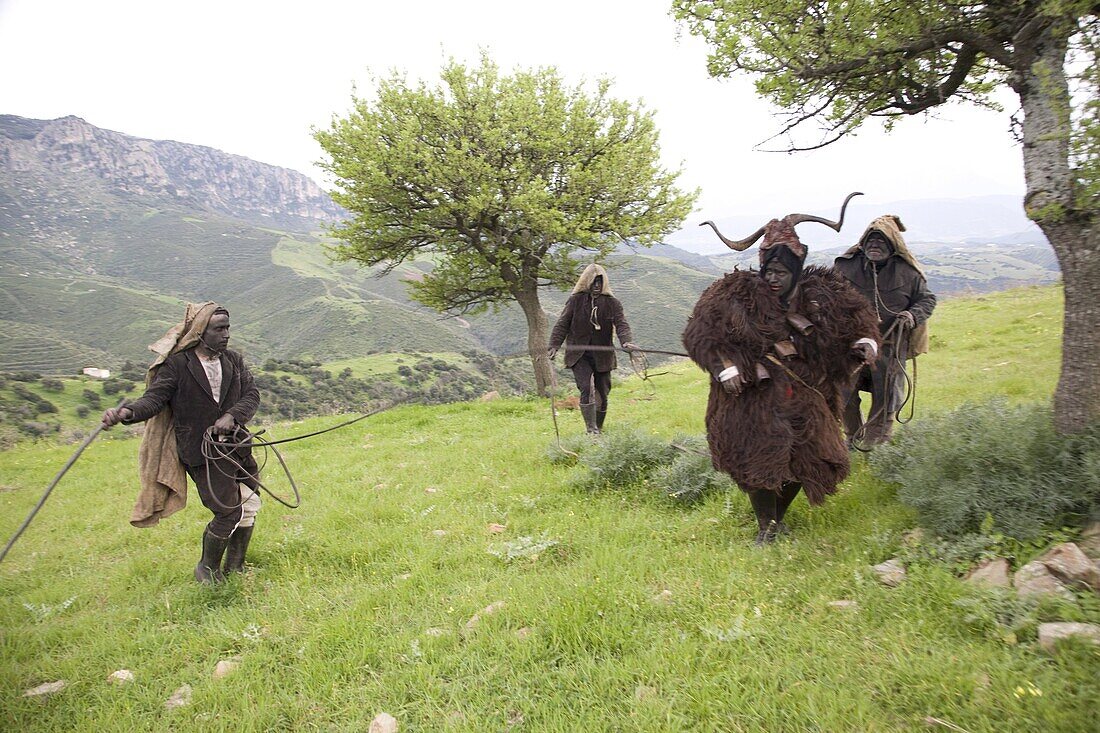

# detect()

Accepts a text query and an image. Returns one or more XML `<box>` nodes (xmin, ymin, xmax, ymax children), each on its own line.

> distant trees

<box><xmin>315</xmin><ymin>56</ymin><xmax>698</xmax><ymax>394</ymax></box>
<box><xmin>672</xmin><ymin>0</ymin><xmax>1099</xmax><ymax>433</ymax></box>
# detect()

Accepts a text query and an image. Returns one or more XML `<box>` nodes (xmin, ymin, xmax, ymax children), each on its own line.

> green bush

<box><xmin>870</xmin><ymin>399</ymin><xmax>1100</xmax><ymax>540</ymax></box>
<box><xmin>652</xmin><ymin>439</ymin><xmax>733</xmax><ymax>505</ymax></box>
<box><xmin>579</xmin><ymin>429</ymin><xmax>676</xmax><ymax>491</ymax></box>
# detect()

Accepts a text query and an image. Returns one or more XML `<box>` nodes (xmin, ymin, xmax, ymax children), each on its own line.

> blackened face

<box><xmin>590</xmin><ymin>275</ymin><xmax>604</xmax><ymax>296</ymax></box>
<box><xmin>202</xmin><ymin>313</ymin><xmax>231</xmax><ymax>352</ymax></box>
<box><xmin>863</xmin><ymin>232</ymin><xmax>893</xmax><ymax>263</ymax></box>
<box><xmin>763</xmin><ymin>262</ymin><xmax>795</xmax><ymax>299</ymax></box>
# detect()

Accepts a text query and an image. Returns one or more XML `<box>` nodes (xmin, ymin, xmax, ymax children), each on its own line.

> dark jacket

<box><xmin>832</xmin><ymin>255</ymin><xmax>937</xmax><ymax>336</ymax></box>
<box><xmin>549</xmin><ymin>292</ymin><xmax>634</xmax><ymax>372</ymax></box>
<box><xmin>124</xmin><ymin>347</ymin><xmax>259</xmax><ymax>465</ymax></box>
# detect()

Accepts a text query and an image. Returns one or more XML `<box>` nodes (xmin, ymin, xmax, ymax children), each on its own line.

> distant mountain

<box><xmin>669</xmin><ymin>194</ymin><xmax>1048</xmax><ymax>253</ymax></box>
<box><xmin>0</xmin><ymin>115</ymin><xmax>342</xmax><ymax>230</ymax></box>
<box><xmin>0</xmin><ymin>114</ymin><xmax>1063</xmax><ymax>374</ymax></box>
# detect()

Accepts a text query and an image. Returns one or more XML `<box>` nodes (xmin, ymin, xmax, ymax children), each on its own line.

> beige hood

<box><xmin>841</xmin><ymin>215</ymin><xmax>925</xmax><ymax>277</ymax></box>
<box><xmin>571</xmin><ymin>263</ymin><xmax>615</xmax><ymax>296</ymax></box>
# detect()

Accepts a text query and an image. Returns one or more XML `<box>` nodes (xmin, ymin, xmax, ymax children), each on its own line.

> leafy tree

<box><xmin>315</xmin><ymin>56</ymin><xmax>698</xmax><ymax>394</ymax></box>
<box><xmin>672</xmin><ymin>1</ymin><xmax>1099</xmax><ymax>433</ymax></box>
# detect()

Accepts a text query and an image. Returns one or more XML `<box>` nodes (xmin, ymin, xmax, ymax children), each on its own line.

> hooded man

<box><xmin>102</xmin><ymin>302</ymin><xmax>261</xmax><ymax>583</ymax></box>
<box><xmin>834</xmin><ymin>215</ymin><xmax>937</xmax><ymax>446</ymax></box>
<box><xmin>547</xmin><ymin>263</ymin><xmax>638</xmax><ymax>434</ymax></box>
<box><xmin>684</xmin><ymin>214</ymin><xmax>879</xmax><ymax>545</ymax></box>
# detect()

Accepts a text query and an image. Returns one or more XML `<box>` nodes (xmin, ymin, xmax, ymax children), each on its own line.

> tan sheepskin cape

<box><xmin>130</xmin><ymin>301</ymin><xmax>220</xmax><ymax>528</ymax></box>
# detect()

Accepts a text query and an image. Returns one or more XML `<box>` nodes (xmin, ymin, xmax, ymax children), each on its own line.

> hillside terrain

<box><xmin>2</xmin><ymin>285</ymin><xmax>1096</xmax><ymax>732</ymax></box>
<box><xmin>0</xmin><ymin>115</ymin><xmax>1062</xmax><ymax>375</ymax></box>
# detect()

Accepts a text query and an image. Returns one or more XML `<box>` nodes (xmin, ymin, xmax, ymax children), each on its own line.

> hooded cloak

<box><xmin>130</xmin><ymin>301</ymin><xmax>221</xmax><ymax>527</ymax></box>
<box><xmin>570</xmin><ymin>263</ymin><xmax>615</xmax><ymax>296</ymax></box>
<box><xmin>549</xmin><ymin>263</ymin><xmax>632</xmax><ymax>372</ymax></box>
<box><xmin>835</xmin><ymin>215</ymin><xmax>933</xmax><ymax>354</ymax></box>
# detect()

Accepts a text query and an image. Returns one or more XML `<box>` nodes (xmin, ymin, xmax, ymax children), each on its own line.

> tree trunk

<box><xmin>1015</xmin><ymin>24</ymin><xmax>1100</xmax><ymax>433</ymax></box>
<box><xmin>514</xmin><ymin>282</ymin><xmax>554</xmax><ymax>396</ymax></box>
<box><xmin>1047</xmin><ymin>220</ymin><xmax>1100</xmax><ymax>433</ymax></box>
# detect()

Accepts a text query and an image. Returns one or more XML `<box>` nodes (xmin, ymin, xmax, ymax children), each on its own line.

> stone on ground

<box><xmin>964</xmin><ymin>558</ymin><xmax>1011</xmax><ymax>587</ymax></box>
<box><xmin>464</xmin><ymin>600</ymin><xmax>505</xmax><ymax>632</ymax></box>
<box><xmin>1038</xmin><ymin>542</ymin><xmax>1100</xmax><ymax>592</ymax></box>
<box><xmin>1037</xmin><ymin>622</ymin><xmax>1100</xmax><ymax>652</ymax></box>
<box><xmin>213</xmin><ymin>658</ymin><xmax>240</xmax><ymax>679</ymax></box>
<box><xmin>369</xmin><ymin>712</ymin><xmax>399</xmax><ymax>733</ymax></box>
<box><xmin>165</xmin><ymin>684</ymin><xmax>192</xmax><ymax>709</ymax></box>
<box><xmin>872</xmin><ymin>558</ymin><xmax>906</xmax><ymax>587</ymax></box>
<box><xmin>107</xmin><ymin>669</ymin><xmax>135</xmax><ymax>684</ymax></box>
<box><xmin>1078</xmin><ymin>521</ymin><xmax>1100</xmax><ymax>559</ymax></box>
<box><xmin>22</xmin><ymin>680</ymin><xmax>65</xmax><ymax>697</ymax></box>
<box><xmin>1014</xmin><ymin>560</ymin><xmax>1073</xmax><ymax>599</ymax></box>
<box><xmin>828</xmin><ymin>600</ymin><xmax>859</xmax><ymax>610</ymax></box>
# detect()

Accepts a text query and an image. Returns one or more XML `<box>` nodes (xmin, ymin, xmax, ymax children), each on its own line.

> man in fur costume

<box><xmin>548</xmin><ymin>263</ymin><xmax>638</xmax><ymax>434</ymax></box>
<box><xmin>102</xmin><ymin>302</ymin><xmax>262</xmax><ymax>583</ymax></box>
<box><xmin>686</xmin><ymin>200</ymin><xmax>879</xmax><ymax>544</ymax></box>
<box><xmin>834</xmin><ymin>215</ymin><xmax>937</xmax><ymax>446</ymax></box>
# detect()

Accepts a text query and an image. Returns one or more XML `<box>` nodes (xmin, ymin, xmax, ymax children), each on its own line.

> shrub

<box><xmin>9</xmin><ymin>371</ymin><xmax>41</xmax><ymax>382</ymax></box>
<box><xmin>870</xmin><ymin>399</ymin><xmax>1100</xmax><ymax>540</ymax></box>
<box><xmin>82</xmin><ymin>389</ymin><xmax>101</xmax><ymax>407</ymax></box>
<box><xmin>40</xmin><ymin>378</ymin><xmax>64</xmax><ymax>392</ymax></box>
<box><xmin>651</xmin><ymin>438</ymin><xmax>733</xmax><ymax>505</ymax></box>
<box><xmin>75</xmin><ymin>405</ymin><xmax>90</xmax><ymax>419</ymax></box>
<box><xmin>579</xmin><ymin>429</ymin><xmax>677</xmax><ymax>491</ymax></box>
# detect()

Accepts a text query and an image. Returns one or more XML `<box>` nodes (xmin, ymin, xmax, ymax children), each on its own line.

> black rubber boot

<box><xmin>195</xmin><ymin>528</ymin><xmax>230</xmax><ymax>584</ymax></box>
<box><xmin>775</xmin><ymin>482</ymin><xmax>802</xmax><ymax>535</ymax></box>
<box><xmin>748</xmin><ymin>490</ymin><xmax>779</xmax><ymax>546</ymax></box>
<box><xmin>223</xmin><ymin>525</ymin><xmax>254</xmax><ymax>575</ymax></box>
<box><xmin>580</xmin><ymin>402</ymin><xmax>599</xmax><ymax>434</ymax></box>
<box><xmin>596</xmin><ymin>408</ymin><xmax>607</xmax><ymax>432</ymax></box>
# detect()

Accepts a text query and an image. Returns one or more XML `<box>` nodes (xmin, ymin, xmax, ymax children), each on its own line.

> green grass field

<box><xmin>2</xmin><ymin>285</ymin><xmax>1097</xmax><ymax>731</ymax></box>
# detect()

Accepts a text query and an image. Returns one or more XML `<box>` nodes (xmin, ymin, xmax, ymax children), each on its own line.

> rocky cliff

<box><xmin>0</xmin><ymin>114</ymin><xmax>343</xmax><ymax>229</ymax></box>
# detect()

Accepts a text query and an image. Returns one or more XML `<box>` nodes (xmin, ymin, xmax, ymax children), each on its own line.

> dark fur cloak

<box><xmin>682</xmin><ymin>266</ymin><xmax>880</xmax><ymax>504</ymax></box>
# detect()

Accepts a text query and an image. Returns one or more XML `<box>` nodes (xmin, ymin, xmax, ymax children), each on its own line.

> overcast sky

<box><xmin>1</xmin><ymin>0</ymin><xmax>1026</xmax><ymax>231</ymax></box>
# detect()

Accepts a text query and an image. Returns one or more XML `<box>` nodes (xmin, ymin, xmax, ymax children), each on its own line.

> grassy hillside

<box><xmin>1</xmin><ymin>286</ymin><xmax>1096</xmax><ymax>731</ymax></box>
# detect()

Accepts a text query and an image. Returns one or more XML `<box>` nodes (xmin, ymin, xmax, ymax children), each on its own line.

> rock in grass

<box><xmin>464</xmin><ymin>601</ymin><xmax>505</xmax><ymax>632</ymax></box>
<box><xmin>431</xmin><ymin>529</ymin><xmax>447</xmax><ymax>538</ymax></box>
<box><xmin>213</xmin><ymin>658</ymin><xmax>240</xmax><ymax>679</ymax></box>
<box><xmin>827</xmin><ymin>600</ymin><xmax>859</xmax><ymax>611</ymax></box>
<box><xmin>22</xmin><ymin>680</ymin><xmax>65</xmax><ymax>697</ymax></box>
<box><xmin>872</xmin><ymin>558</ymin><xmax>906</xmax><ymax>587</ymax></box>
<box><xmin>369</xmin><ymin>712</ymin><xmax>398</xmax><ymax>732</ymax></box>
<box><xmin>107</xmin><ymin>669</ymin><xmax>135</xmax><ymax>684</ymax></box>
<box><xmin>652</xmin><ymin>589</ymin><xmax>673</xmax><ymax>604</ymax></box>
<box><xmin>1014</xmin><ymin>560</ymin><xmax>1073</xmax><ymax>599</ymax></box>
<box><xmin>1038</xmin><ymin>543</ymin><xmax>1100</xmax><ymax>592</ymax></box>
<box><xmin>487</xmin><ymin>523</ymin><xmax>506</xmax><ymax>534</ymax></box>
<box><xmin>964</xmin><ymin>558</ymin><xmax>1011</xmax><ymax>587</ymax></box>
<box><xmin>165</xmin><ymin>684</ymin><xmax>192</xmax><ymax>709</ymax></box>
<box><xmin>1038</xmin><ymin>622</ymin><xmax>1100</xmax><ymax>652</ymax></box>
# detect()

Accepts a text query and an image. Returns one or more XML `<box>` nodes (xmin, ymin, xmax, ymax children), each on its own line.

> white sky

<box><xmin>0</xmin><ymin>0</ymin><xmax>1026</xmax><ymax>223</ymax></box>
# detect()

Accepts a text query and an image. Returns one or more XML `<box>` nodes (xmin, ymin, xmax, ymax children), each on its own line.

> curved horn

<box><xmin>784</xmin><ymin>191</ymin><xmax>863</xmax><ymax>232</ymax></box>
<box><xmin>699</xmin><ymin>220</ymin><xmax>767</xmax><ymax>251</ymax></box>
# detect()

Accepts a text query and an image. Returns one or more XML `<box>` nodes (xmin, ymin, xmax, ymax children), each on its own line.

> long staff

<box><xmin>0</xmin><ymin>398</ymin><xmax>125</xmax><ymax>564</ymax></box>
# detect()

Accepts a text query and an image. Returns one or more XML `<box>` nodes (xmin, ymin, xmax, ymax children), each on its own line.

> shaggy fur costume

<box><xmin>683</xmin><ymin>266</ymin><xmax>879</xmax><ymax>504</ymax></box>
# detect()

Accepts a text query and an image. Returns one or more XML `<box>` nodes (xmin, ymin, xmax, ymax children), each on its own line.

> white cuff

<box><xmin>718</xmin><ymin>365</ymin><xmax>740</xmax><ymax>382</ymax></box>
<box><xmin>854</xmin><ymin>337</ymin><xmax>878</xmax><ymax>356</ymax></box>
